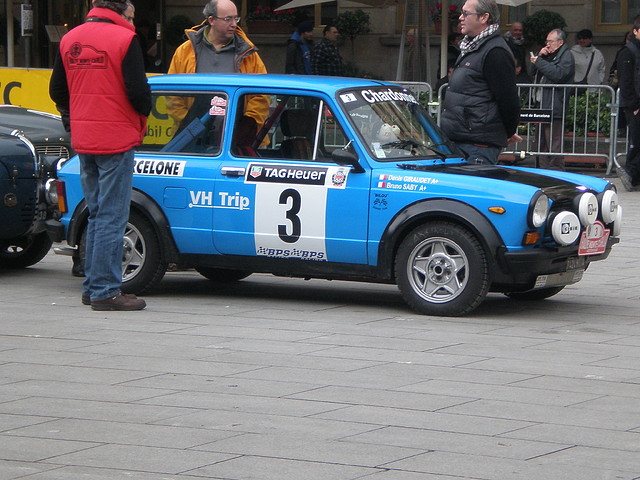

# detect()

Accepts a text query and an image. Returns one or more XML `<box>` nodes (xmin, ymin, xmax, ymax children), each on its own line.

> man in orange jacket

<box><xmin>168</xmin><ymin>0</ymin><xmax>269</xmax><ymax>146</ymax></box>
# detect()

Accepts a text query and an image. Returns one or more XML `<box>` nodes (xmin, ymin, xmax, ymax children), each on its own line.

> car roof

<box><xmin>148</xmin><ymin>73</ymin><xmax>393</xmax><ymax>94</ymax></box>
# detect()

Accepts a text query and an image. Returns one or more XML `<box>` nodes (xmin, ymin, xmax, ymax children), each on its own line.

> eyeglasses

<box><xmin>545</xmin><ymin>38</ymin><xmax>559</xmax><ymax>44</ymax></box>
<box><xmin>212</xmin><ymin>15</ymin><xmax>241</xmax><ymax>24</ymax></box>
<box><xmin>461</xmin><ymin>10</ymin><xmax>485</xmax><ymax>17</ymax></box>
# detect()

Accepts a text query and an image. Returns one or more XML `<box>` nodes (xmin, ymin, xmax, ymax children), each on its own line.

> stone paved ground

<box><xmin>0</xmin><ymin>178</ymin><xmax>638</xmax><ymax>480</ymax></box>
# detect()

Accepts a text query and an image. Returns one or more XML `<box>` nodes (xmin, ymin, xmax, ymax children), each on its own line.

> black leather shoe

<box><xmin>91</xmin><ymin>293</ymin><xmax>146</xmax><ymax>311</ymax></box>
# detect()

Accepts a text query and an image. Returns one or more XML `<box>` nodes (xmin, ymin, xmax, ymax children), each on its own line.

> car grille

<box><xmin>35</xmin><ymin>145</ymin><xmax>71</xmax><ymax>160</ymax></box>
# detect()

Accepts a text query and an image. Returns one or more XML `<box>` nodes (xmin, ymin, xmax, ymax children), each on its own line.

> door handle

<box><xmin>221</xmin><ymin>166</ymin><xmax>246</xmax><ymax>177</ymax></box>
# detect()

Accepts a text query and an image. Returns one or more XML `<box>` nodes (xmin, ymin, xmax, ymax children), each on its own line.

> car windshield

<box><xmin>338</xmin><ymin>86</ymin><xmax>457</xmax><ymax>161</ymax></box>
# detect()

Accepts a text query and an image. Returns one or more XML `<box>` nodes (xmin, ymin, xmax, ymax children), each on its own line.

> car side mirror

<box><xmin>332</xmin><ymin>148</ymin><xmax>364</xmax><ymax>173</ymax></box>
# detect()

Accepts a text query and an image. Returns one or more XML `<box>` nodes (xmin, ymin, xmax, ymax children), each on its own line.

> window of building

<box><xmin>596</xmin><ymin>0</ymin><xmax>640</xmax><ymax>31</ymax></box>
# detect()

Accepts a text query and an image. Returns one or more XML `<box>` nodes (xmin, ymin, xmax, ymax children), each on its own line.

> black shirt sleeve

<box><xmin>122</xmin><ymin>37</ymin><xmax>152</xmax><ymax>117</ymax></box>
<box><xmin>49</xmin><ymin>49</ymin><xmax>71</xmax><ymax>130</ymax></box>
<box><xmin>483</xmin><ymin>47</ymin><xmax>521</xmax><ymax>137</ymax></box>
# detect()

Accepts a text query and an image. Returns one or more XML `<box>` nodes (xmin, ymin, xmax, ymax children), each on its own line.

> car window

<box><xmin>231</xmin><ymin>94</ymin><xmax>352</xmax><ymax>162</ymax></box>
<box><xmin>139</xmin><ymin>91</ymin><xmax>227</xmax><ymax>155</ymax></box>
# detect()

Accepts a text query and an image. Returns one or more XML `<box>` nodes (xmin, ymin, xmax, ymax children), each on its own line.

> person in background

<box><xmin>440</xmin><ymin>0</ymin><xmax>521</xmax><ymax>165</ymax></box>
<box><xmin>504</xmin><ymin>21</ymin><xmax>527</xmax><ymax>77</ymax></box>
<box><xmin>608</xmin><ymin>30</ymin><xmax>632</xmax><ymax>90</ymax></box>
<box><xmin>616</xmin><ymin>16</ymin><xmax>640</xmax><ymax>191</ymax></box>
<box><xmin>531</xmin><ymin>28</ymin><xmax>574</xmax><ymax>171</ymax></box>
<box><xmin>570</xmin><ymin>29</ymin><xmax>605</xmax><ymax>88</ymax></box>
<box><xmin>312</xmin><ymin>23</ymin><xmax>343</xmax><ymax>76</ymax></box>
<box><xmin>435</xmin><ymin>59</ymin><xmax>455</xmax><ymax>102</ymax></box>
<box><xmin>122</xmin><ymin>0</ymin><xmax>134</xmax><ymax>24</ymax></box>
<box><xmin>49</xmin><ymin>0</ymin><xmax>151</xmax><ymax>311</ymax></box>
<box><xmin>286</xmin><ymin>20</ymin><xmax>314</xmax><ymax>74</ymax></box>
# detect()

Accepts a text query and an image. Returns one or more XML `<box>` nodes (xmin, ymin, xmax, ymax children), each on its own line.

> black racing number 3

<box><xmin>278</xmin><ymin>188</ymin><xmax>301</xmax><ymax>243</ymax></box>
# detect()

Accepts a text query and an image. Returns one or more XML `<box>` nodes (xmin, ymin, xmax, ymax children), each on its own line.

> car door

<box><xmin>212</xmin><ymin>91</ymin><xmax>371</xmax><ymax>264</ymax></box>
<box><xmin>135</xmin><ymin>89</ymin><xmax>227</xmax><ymax>254</ymax></box>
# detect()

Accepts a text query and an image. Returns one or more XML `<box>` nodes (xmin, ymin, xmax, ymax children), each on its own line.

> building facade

<box><xmin>0</xmin><ymin>0</ymin><xmax>635</xmax><ymax>85</ymax></box>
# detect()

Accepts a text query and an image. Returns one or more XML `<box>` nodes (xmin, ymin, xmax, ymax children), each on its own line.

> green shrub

<box><xmin>522</xmin><ymin>10</ymin><xmax>567</xmax><ymax>49</ymax></box>
<box><xmin>565</xmin><ymin>92</ymin><xmax>612</xmax><ymax>137</ymax></box>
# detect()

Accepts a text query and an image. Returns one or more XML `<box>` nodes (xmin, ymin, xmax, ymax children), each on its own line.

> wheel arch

<box><xmin>66</xmin><ymin>188</ymin><xmax>178</xmax><ymax>261</ymax></box>
<box><xmin>377</xmin><ymin>198</ymin><xmax>505</xmax><ymax>281</ymax></box>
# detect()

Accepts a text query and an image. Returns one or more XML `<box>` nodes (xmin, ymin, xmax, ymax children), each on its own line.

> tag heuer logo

<box><xmin>249</xmin><ymin>166</ymin><xmax>263</xmax><ymax>178</ymax></box>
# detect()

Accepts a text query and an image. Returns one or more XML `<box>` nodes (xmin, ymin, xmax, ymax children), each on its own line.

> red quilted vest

<box><xmin>59</xmin><ymin>8</ymin><xmax>147</xmax><ymax>154</ymax></box>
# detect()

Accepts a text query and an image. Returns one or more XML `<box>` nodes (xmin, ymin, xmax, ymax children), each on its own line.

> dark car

<box><xmin>0</xmin><ymin>105</ymin><xmax>73</xmax><ymax>161</ymax></box>
<box><xmin>1</xmin><ymin>128</ymin><xmax>64</xmax><ymax>268</ymax></box>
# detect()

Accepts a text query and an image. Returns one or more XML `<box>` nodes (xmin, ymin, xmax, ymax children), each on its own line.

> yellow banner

<box><xmin>0</xmin><ymin>67</ymin><xmax>171</xmax><ymax>142</ymax></box>
<box><xmin>0</xmin><ymin>67</ymin><xmax>57</xmax><ymax>114</ymax></box>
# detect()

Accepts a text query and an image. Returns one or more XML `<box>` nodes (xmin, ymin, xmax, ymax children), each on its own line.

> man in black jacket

<box><xmin>531</xmin><ymin>28</ymin><xmax>574</xmax><ymax>171</ymax></box>
<box><xmin>286</xmin><ymin>21</ymin><xmax>314</xmax><ymax>74</ymax></box>
<box><xmin>617</xmin><ymin>16</ymin><xmax>640</xmax><ymax>191</ymax></box>
<box><xmin>440</xmin><ymin>0</ymin><xmax>521</xmax><ymax>165</ymax></box>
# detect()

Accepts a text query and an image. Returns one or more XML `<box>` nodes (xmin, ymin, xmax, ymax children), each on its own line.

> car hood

<box><xmin>0</xmin><ymin>106</ymin><xmax>67</xmax><ymax>141</ymax></box>
<box><xmin>402</xmin><ymin>163</ymin><xmax>609</xmax><ymax>199</ymax></box>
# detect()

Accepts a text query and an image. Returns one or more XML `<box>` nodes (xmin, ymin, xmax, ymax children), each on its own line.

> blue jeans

<box><xmin>456</xmin><ymin>143</ymin><xmax>501</xmax><ymax>165</ymax></box>
<box><xmin>79</xmin><ymin>150</ymin><xmax>135</xmax><ymax>302</ymax></box>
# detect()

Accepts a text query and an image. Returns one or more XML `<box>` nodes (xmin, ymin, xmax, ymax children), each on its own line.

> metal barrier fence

<box><xmin>400</xmin><ymin>82</ymin><xmax>624</xmax><ymax>175</ymax></box>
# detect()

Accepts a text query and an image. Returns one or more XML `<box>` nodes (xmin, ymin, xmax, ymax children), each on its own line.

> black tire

<box><xmin>505</xmin><ymin>286</ymin><xmax>565</xmax><ymax>301</ymax></box>
<box><xmin>78</xmin><ymin>211</ymin><xmax>167</xmax><ymax>295</ymax></box>
<box><xmin>195</xmin><ymin>267</ymin><xmax>252</xmax><ymax>282</ymax></box>
<box><xmin>0</xmin><ymin>232</ymin><xmax>52</xmax><ymax>269</ymax></box>
<box><xmin>395</xmin><ymin>222</ymin><xmax>490</xmax><ymax>316</ymax></box>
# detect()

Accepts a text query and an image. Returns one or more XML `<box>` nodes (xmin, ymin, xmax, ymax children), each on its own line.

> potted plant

<box><xmin>335</xmin><ymin>9</ymin><xmax>371</xmax><ymax>59</ymax></box>
<box><xmin>245</xmin><ymin>5</ymin><xmax>296</xmax><ymax>34</ymax></box>
<box><xmin>428</xmin><ymin>3</ymin><xmax>461</xmax><ymax>34</ymax></box>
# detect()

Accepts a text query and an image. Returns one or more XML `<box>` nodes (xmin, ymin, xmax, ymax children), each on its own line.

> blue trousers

<box><xmin>79</xmin><ymin>149</ymin><xmax>135</xmax><ymax>302</ymax></box>
<box><xmin>456</xmin><ymin>143</ymin><xmax>501</xmax><ymax>165</ymax></box>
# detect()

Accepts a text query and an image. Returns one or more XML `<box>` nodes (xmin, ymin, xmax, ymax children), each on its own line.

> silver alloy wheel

<box><xmin>406</xmin><ymin>236</ymin><xmax>469</xmax><ymax>304</ymax></box>
<box><xmin>122</xmin><ymin>222</ymin><xmax>146</xmax><ymax>282</ymax></box>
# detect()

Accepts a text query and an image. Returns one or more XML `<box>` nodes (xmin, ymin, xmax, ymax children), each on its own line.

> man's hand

<box><xmin>507</xmin><ymin>133</ymin><xmax>523</xmax><ymax>145</ymax></box>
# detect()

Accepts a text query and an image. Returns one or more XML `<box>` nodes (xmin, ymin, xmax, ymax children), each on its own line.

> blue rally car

<box><xmin>47</xmin><ymin>74</ymin><xmax>622</xmax><ymax>316</ymax></box>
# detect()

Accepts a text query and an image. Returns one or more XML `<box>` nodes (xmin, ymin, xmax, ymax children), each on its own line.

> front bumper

<box><xmin>491</xmin><ymin>236</ymin><xmax>619</xmax><ymax>292</ymax></box>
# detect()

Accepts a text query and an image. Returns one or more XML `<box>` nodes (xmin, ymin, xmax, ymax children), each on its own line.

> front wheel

<box><xmin>0</xmin><ymin>232</ymin><xmax>52</xmax><ymax>269</ymax></box>
<box><xmin>395</xmin><ymin>222</ymin><xmax>490</xmax><ymax>316</ymax></box>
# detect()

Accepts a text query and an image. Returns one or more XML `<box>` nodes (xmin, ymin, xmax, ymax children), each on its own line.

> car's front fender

<box><xmin>376</xmin><ymin>198</ymin><xmax>505</xmax><ymax>281</ymax></box>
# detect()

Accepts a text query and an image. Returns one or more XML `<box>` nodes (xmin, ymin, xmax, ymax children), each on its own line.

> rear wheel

<box><xmin>0</xmin><ymin>233</ymin><xmax>52</xmax><ymax>269</ymax></box>
<box><xmin>79</xmin><ymin>211</ymin><xmax>167</xmax><ymax>294</ymax></box>
<box><xmin>195</xmin><ymin>267</ymin><xmax>252</xmax><ymax>282</ymax></box>
<box><xmin>505</xmin><ymin>286</ymin><xmax>565</xmax><ymax>301</ymax></box>
<box><xmin>395</xmin><ymin>222</ymin><xmax>489</xmax><ymax>316</ymax></box>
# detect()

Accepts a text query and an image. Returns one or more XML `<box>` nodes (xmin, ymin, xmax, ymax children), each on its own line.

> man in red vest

<box><xmin>49</xmin><ymin>0</ymin><xmax>151</xmax><ymax>311</ymax></box>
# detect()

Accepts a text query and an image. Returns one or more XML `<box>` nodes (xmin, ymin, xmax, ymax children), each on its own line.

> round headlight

<box><xmin>551</xmin><ymin>211</ymin><xmax>581</xmax><ymax>246</ymax></box>
<box><xmin>613</xmin><ymin>205</ymin><xmax>623</xmax><ymax>237</ymax></box>
<box><xmin>578</xmin><ymin>192</ymin><xmax>598</xmax><ymax>226</ymax></box>
<box><xmin>530</xmin><ymin>193</ymin><xmax>549</xmax><ymax>228</ymax></box>
<box><xmin>44</xmin><ymin>179</ymin><xmax>58</xmax><ymax>205</ymax></box>
<box><xmin>600</xmin><ymin>190</ymin><xmax>618</xmax><ymax>224</ymax></box>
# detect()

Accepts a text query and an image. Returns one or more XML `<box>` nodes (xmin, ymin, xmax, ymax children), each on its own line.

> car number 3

<box><xmin>254</xmin><ymin>184</ymin><xmax>328</xmax><ymax>259</ymax></box>
<box><xmin>278</xmin><ymin>188</ymin><xmax>301</xmax><ymax>243</ymax></box>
